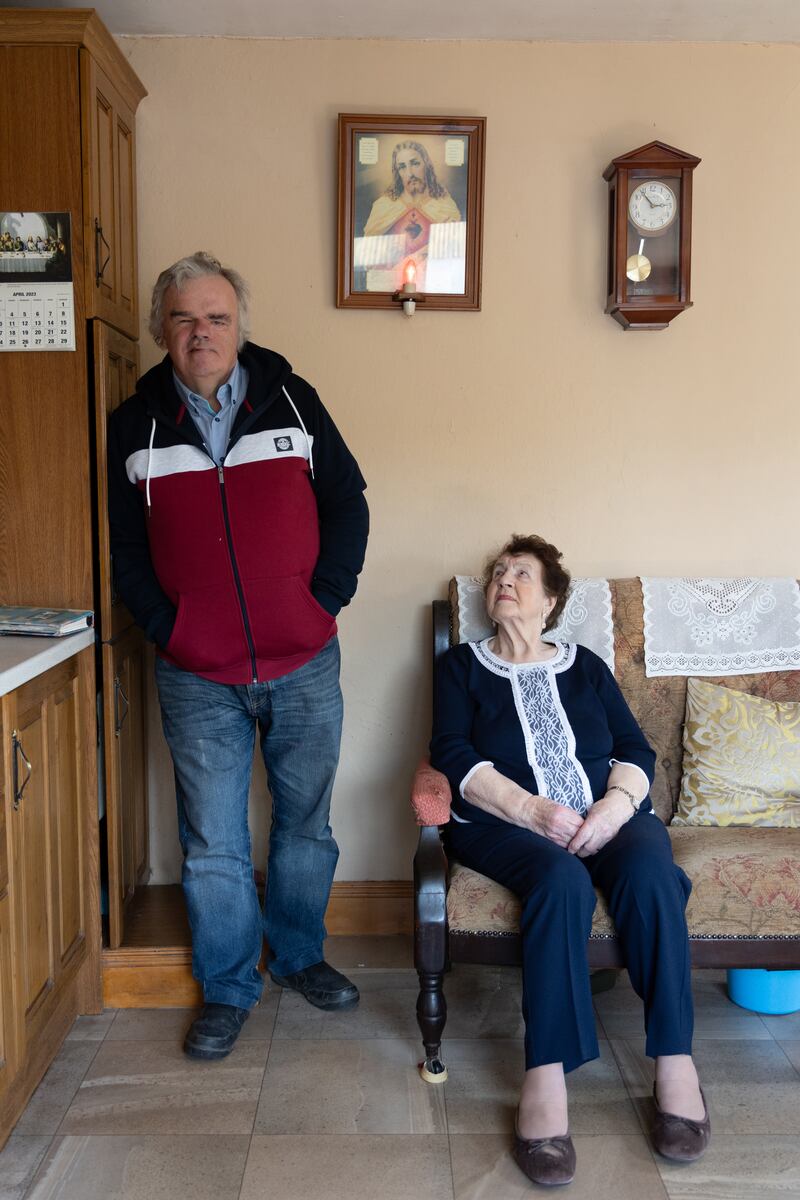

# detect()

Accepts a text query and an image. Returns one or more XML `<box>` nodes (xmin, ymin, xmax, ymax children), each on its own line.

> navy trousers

<box><xmin>445</xmin><ymin>810</ymin><xmax>694</xmax><ymax>1073</ymax></box>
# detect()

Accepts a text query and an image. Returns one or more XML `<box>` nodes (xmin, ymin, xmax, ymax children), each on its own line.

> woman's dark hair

<box><xmin>482</xmin><ymin>534</ymin><xmax>571</xmax><ymax>632</ymax></box>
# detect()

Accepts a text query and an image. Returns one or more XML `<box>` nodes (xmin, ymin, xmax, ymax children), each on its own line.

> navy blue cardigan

<box><xmin>430</xmin><ymin>640</ymin><xmax>656</xmax><ymax>825</ymax></box>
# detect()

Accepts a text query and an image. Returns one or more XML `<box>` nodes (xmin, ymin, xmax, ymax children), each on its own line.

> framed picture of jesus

<box><xmin>337</xmin><ymin>113</ymin><xmax>486</xmax><ymax>311</ymax></box>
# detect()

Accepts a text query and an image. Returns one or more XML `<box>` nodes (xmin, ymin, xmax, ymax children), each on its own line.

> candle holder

<box><xmin>392</xmin><ymin>284</ymin><xmax>426</xmax><ymax>317</ymax></box>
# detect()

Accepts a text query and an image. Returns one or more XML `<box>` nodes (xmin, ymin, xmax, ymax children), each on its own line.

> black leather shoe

<box><xmin>183</xmin><ymin>1003</ymin><xmax>250</xmax><ymax>1060</ymax></box>
<box><xmin>269</xmin><ymin>961</ymin><xmax>360</xmax><ymax>1011</ymax></box>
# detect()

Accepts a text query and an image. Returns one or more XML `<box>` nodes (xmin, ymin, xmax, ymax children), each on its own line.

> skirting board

<box><xmin>102</xmin><ymin>880</ymin><xmax>413</xmax><ymax>1008</ymax></box>
<box><xmin>324</xmin><ymin>881</ymin><xmax>412</xmax><ymax>936</ymax></box>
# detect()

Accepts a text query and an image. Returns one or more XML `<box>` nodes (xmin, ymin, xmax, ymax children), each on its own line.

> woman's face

<box><xmin>486</xmin><ymin>554</ymin><xmax>554</xmax><ymax>632</ymax></box>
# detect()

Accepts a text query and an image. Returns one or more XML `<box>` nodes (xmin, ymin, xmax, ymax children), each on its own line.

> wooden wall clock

<box><xmin>603</xmin><ymin>141</ymin><xmax>701</xmax><ymax>330</ymax></box>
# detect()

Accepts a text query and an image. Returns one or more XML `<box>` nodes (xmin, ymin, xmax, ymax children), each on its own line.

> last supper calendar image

<box><xmin>0</xmin><ymin>211</ymin><xmax>75</xmax><ymax>351</ymax></box>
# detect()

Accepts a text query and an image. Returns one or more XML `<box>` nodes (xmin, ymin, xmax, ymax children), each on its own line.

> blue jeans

<box><xmin>154</xmin><ymin>637</ymin><xmax>343</xmax><ymax>1008</ymax></box>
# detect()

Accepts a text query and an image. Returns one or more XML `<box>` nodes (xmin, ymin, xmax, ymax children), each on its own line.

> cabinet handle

<box><xmin>11</xmin><ymin>730</ymin><xmax>32</xmax><ymax>811</ymax></box>
<box><xmin>113</xmin><ymin>676</ymin><xmax>129</xmax><ymax>736</ymax></box>
<box><xmin>94</xmin><ymin>217</ymin><xmax>111</xmax><ymax>284</ymax></box>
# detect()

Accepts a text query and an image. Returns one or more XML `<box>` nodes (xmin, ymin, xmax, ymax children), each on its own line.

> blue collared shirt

<box><xmin>173</xmin><ymin>361</ymin><xmax>249</xmax><ymax>465</ymax></box>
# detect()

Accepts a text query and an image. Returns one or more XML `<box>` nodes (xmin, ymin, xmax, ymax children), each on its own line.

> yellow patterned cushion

<box><xmin>674</xmin><ymin>678</ymin><xmax>800</xmax><ymax>827</ymax></box>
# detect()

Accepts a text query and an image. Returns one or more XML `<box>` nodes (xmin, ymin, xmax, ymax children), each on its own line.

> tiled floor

<box><xmin>3</xmin><ymin>937</ymin><xmax>800</xmax><ymax>1199</ymax></box>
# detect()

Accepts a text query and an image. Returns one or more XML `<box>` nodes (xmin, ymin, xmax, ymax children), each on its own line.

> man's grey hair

<box><xmin>149</xmin><ymin>251</ymin><xmax>251</xmax><ymax>349</ymax></box>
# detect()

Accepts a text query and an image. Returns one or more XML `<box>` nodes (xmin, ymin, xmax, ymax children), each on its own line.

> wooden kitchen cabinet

<box><xmin>92</xmin><ymin>321</ymin><xmax>150</xmax><ymax>950</ymax></box>
<box><xmin>0</xmin><ymin>8</ymin><xmax>149</xmax><ymax>977</ymax></box>
<box><xmin>0</xmin><ymin>646</ymin><xmax>98</xmax><ymax>1147</ymax></box>
<box><xmin>0</xmin><ymin>889</ymin><xmax>17</xmax><ymax>1112</ymax></box>
<box><xmin>0</xmin><ymin>706</ymin><xmax>19</xmax><ymax>1111</ymax></box>
<box><xmin>0</xmin><ymin>6</ymin><xmax>145</xmax><ymax>1148</ymax></box>
<box><xmin>81</xmin><ymin>49</ymin><xmax>140</xmax><ymax>338</ymax></box>
<box><xmin>103</xmin><ymin>627</ymin><xmax>149</xmax><ymax>950</ymax></box>
<box><xmin>93</xmin><ymin>321</ymin><xmax>140</xmax><ymax>642</ymax></box>
<box><xmin>0</xmin><ymin>10</ymin><xmax>144</xmax><ymax>345</ymax></box>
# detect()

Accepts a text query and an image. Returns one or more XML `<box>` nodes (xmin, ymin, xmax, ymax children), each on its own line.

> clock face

<box><xmin>628</xmin><ymin>180</ymin><xmax>678</xmax><ymax>235</ymax></box>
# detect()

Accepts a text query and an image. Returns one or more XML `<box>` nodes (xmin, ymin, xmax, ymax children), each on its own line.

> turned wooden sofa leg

<box><xmin>414</xmin><ymin>823</ymin><xmax>449</xmax><ymax>1083</ymax></box>
<box><xmin>416</xmin><ymin>969</ymin><xmax>448</xmax><ymax>1082</ymax></box>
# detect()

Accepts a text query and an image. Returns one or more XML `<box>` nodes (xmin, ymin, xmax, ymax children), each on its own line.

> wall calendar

<box><xmin>0</xmin><ymin>211</ymin><xmax>75</xmax><ymax>351</ymax></box>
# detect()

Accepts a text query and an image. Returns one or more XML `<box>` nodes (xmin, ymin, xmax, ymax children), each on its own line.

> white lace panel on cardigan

<box><xmin>471</xmin><ymin>641</ymin><xmax>593</xmax><ymax>814</ymax></box>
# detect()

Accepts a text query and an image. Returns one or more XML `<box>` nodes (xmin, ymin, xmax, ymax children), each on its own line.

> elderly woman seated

<box><xmin>430</xmin><ymin>534</ymin><xmax>710</xmax><ymax>1187</ymax></box>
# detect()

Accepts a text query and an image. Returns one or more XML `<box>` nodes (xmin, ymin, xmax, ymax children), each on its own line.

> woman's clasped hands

<box><xmin>524</xmin><ymin>791</ymin><xmax>632</xmax><ymax>857</ymax></box>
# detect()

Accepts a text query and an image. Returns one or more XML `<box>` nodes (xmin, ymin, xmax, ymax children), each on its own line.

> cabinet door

<box><xmin>0</xmin><ymin>44</ymin><xmax>93</xmax><ymax>615</ymax></box>
<box><xmin>0</xmin><ymin>709</ymin><xmax>19</xmax><ymax>1106</ymax></box>
<box><xmin>81</xmin><ymin>50</ymin><xmax>139</xmax><ymax>338</ymax></box>
<box><xmin>0</xmin><ymin>891</ymin><xmax>16</xmax><ymax>1107</ymax></box>
<box><xmin>6</xmin><ymin>682</ymin><xmax>55</xmax><ymax>1026</ymax></box>
<box><xmin>93</xmin><ymin>322</ymin><xmax>140</xmax><ymax>643</ymax></box>
<box><xmin>103</xmin><ymin>627</ymin><xmax>149</xmax><ymax>948</ymax></box>
<box><xmin>49</xmin><ymin>669</ymin><xmax>86</xmax><ymax>975</ymax></box>
<box><xmin>0</xmin><ymin>704</ymin><xmax>8</xmax><ymax>900</ymax></box>
<box><xmin>5</xmin><ymin>658</ymin><xmax>88</xmax><ymax>1038</ymax></box>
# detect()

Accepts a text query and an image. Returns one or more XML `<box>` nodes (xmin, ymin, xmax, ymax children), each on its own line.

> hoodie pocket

<box><xmin>245</xmin><ymin>575</ymin><xmax>335</xmax><ymax>660</ymax></box>
<box><xmin>165</xmin><ymin>583</ymin><xmax>251</xmax><ymax>673</ymax></box>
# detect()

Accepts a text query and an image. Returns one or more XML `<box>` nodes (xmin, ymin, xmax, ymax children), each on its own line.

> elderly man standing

<box><xmin>108</xmin><ymin>251</ymin><xmax>369</xmax><ymax>1059</ymax></box>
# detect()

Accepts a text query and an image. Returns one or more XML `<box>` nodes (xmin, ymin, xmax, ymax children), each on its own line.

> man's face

<box><xmin>161</xmin><ymin>274</ymin><xmax>240</xmax><ymax>397</ymax></box>
<box><xmin>396</xmin><ymin>148</ymin><xmax>427</xmax><ymax>197</ymax></box>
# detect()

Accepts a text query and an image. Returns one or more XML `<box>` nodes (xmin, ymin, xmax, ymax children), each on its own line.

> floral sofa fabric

<box><xmin>448</xmin><ymin>828</ymin><xmax>800</xmax><ymax>940</ymax></box>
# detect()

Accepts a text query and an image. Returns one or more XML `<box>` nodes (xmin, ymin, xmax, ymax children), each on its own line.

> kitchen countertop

<box><xmin>0</xmin><ymin>629</ymin><xmax>95</xmax><ymax>697</ymax></box>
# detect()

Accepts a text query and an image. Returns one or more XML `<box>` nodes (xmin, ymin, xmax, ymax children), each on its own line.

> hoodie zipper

<box><xmin>217</xmin><ymin>463</ymin><xmax>259</xmax><ymax>683</ymax></box>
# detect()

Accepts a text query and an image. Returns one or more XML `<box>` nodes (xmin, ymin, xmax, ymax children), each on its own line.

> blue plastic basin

<box><xmin>727</xmin><ymin>968</ymin><xmax>800</xmax><ymax>1015</ymax></box>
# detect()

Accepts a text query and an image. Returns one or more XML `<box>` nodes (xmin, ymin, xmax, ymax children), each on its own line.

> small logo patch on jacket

<box><xmin>274</xmin><ymin>435</ymin><xmax>293</xmax><ymax>452</ymax></box>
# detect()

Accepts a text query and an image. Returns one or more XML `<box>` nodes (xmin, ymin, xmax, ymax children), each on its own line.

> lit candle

<box><xmin>400</xmin><ymin>259</ymin><xmax>417</xmax><ymax>316</ymax></box>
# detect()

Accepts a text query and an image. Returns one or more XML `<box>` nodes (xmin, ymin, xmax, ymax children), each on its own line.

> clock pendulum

<box><xmin>626</xmin><ymin>239</ymin><xmax>651</xmax><ymax>282</ymax></box>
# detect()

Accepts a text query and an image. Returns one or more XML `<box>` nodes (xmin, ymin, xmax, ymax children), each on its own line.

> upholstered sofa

<box><xmin>412</xmin><ymin>579</ymin><xmax>800</xmax><ymax>1079</ymax></box>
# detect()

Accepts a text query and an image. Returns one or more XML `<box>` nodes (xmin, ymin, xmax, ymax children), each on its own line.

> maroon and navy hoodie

<box><xmin>107</xmin><ymin>342</ymin><xmax>368</xmax><ymax>684</ymax></box>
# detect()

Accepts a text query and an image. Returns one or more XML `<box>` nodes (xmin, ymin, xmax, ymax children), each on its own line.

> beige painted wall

<box><xmin>120</xmin><ymin>36</ymin><xmax>800</xmax><ymax>882</ymax></box>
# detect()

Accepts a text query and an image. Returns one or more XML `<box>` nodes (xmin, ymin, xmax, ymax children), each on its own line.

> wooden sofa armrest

<box><xmin>411</xmin><ymin>757</ymin><xmax>452</xmax><ymax>826</ymax></box>
<box><xmin>412</xmin><ymin>759</ymin><xmax>449</xmax><ymax>976</ymax></box>
<box><xmin>413</xmin><ymin>825</ymin><xmax>448</xmax><ymax>973</ymax></box>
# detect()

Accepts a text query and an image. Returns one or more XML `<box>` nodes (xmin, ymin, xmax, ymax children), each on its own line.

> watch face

<box><xmin>628</xmin><ymin>180</ymin><xmax>678</xmax><ymax>235</ymax></box>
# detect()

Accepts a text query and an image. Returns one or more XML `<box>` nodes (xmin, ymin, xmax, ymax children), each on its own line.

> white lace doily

<box><xmin>641</xmin><ymin>577</ymin><xmax>800</xmax><ymax>677</ymax></box>
<box><xmin>453</xmin><ymin>576</ymin><xmax>614</xmax><ymax>671</ymax></box>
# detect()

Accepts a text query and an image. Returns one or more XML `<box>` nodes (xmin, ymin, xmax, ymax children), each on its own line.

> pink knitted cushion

<box><xmin>411</xmin><ymin>758</ymin><xmax>452</xmax><ymax>826</ymax></box>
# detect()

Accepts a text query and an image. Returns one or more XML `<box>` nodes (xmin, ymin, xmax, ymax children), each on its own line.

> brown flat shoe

<box><xmin>512</xmin><ymin>1113</ymin><xmax>576</xmax><ymax>1187</ymax></box>
<box><xmin>651</xmin><ymin>1085</ymin><xmax>711</xmax><ymax>1162</ymax></box>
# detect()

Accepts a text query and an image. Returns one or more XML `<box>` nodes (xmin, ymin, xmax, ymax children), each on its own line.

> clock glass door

<box><xmin>625</xmin><ymin>173</ymin><xmax>681</xmax><ymax>298</ymax></box>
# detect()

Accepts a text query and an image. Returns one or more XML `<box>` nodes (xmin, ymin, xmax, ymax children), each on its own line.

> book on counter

<box><xmin>0</xmin><ymin>606</ymin><xmax>94</xmax><ymax>637</ymax></box>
